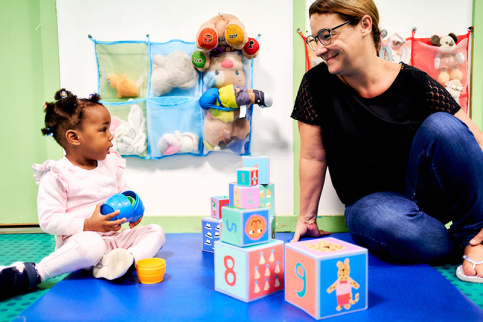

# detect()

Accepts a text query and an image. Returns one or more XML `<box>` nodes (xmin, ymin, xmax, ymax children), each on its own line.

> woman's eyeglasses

<box><xmin>306</xmin><ymin>20</ymin><xmax>352</xmax><ymax>51</ymax></box>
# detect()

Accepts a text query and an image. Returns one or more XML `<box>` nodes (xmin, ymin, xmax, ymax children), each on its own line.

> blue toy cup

<box><xmin>101</xmin><ymin>191</ymin><xmax>144</xmax><ymax>223</ymax></box>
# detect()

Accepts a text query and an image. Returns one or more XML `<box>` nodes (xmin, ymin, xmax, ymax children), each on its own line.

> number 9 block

<box><xmin>285</xmin><ymin>237</ymin><xmax>368</xmax><ymax>320</ymax></box>
<box><xmin>215</xmin><ymin>239</ymin><xmax>284</xmax><ymax>302</ymax></box>
<box><xmin>221</xmin><ymin>206</ymin><xmax>270</xmax><ymax>247</ymax></box>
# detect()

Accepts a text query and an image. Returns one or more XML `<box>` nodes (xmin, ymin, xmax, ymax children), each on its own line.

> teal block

<box><xmin>259</xmin><ymin>183</ymin><xmax>275</xmax><ymax>217</ymax></box>
<box><xmin>243</xmin><ymin>155</ymin><xmax>270</xmax><ymax>184</ymax></box>
<box><xmin>237</xmin><ymin>167</ymin><xmax>259</xmax><ymax>186</ymax></box>
<box><xmin>221</xmin><ymin>206</ymin><xmax>270</xmax><ymax>247</ymax></box>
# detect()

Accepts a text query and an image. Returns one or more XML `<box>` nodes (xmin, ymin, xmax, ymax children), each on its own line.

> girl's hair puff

<box><xmin>41</xmin><ymin>89</ymin><xmax>102</xmax><ymax>147</ymax></box>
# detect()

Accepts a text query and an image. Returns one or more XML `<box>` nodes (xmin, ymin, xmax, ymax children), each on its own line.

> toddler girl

<box><xmin>0</xmin><ymin>89</ymin><xmax>165</xmax><ymax>300</ymax></box>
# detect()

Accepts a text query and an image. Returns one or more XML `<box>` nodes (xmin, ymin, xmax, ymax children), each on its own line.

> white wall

<box><xmin>56</xmin><ymin>0</ymin><xmax>294</xmax><ymax>217</ymax></box>
<box><xmin>57</xmin><ymin>0</ymin><xmax>473</xmax><ymax>218</ymax></box>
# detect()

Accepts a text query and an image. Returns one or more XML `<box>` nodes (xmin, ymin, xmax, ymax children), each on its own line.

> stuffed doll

<box><xmin>430</xmin><ymin>33</ymin><xmax>465</xmax><ymax>84</ymax></box>
<box><xmin>191</xmin><ymin>13</ymin><xmax>271</xmax><ymax>151</ymax></box>
<box><xmin>157</xmin><ymin>131</ymin><xmax>199</xmax><ymax>156</ymax></box>
<box><xmin>105</xmin><ymin>73</ymin><xmax>143</xmax><ymax>98</ymax></box>
<box><xmin>151</xmin><ymin>50</ymin><xmax>199</xmax><ymax>96</ymax></box>
<box><xmin>387</xmin><ymin>32</ymin><xmax>410</xmax><ymax>64</ymax></box>
<box><xmin>109</xmin><ymin>103</ymin><xmax>147</xmax><ymax>155</ymax></box>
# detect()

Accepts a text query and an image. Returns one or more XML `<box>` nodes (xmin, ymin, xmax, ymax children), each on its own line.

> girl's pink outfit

<box><xmin>32</xmin><ymin>151</ymin><xmax>165</xmax><ymax>281</ymax></box>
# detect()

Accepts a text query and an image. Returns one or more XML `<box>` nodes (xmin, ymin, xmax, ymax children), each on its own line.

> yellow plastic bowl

<box><xmin>136</xmin><ymin>258</ymin><xmax>166</xmax><ymax>284</ymax></box>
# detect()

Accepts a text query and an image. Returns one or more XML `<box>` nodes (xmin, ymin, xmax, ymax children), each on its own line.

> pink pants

<box><xmin>36</xmin><ymin>224</ymin><xmax>165</xmax><ymax>281</ymax></box>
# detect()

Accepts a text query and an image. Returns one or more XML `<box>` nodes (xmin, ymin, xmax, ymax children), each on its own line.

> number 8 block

<box><xmin>215</xmin><ymin>239</ymin><xmax>284</xmax><ymax>302</ymax></box>
<box><xmin>285</xmin><ymin>237</ymin><xmax>368</xmax><ymax>320</ymax></box>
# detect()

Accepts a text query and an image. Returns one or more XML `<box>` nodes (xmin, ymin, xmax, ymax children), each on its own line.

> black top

<box><xmin>291</xmin><ymin>62</ymin><xmax>460</xmax><ymax>205</ymax></box>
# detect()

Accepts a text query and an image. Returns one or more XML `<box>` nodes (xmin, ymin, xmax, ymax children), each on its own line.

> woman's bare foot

<box><xmin>463</xmin><ymin>243</ymin><xmax>483</xmax><ymax>277</ymax></box>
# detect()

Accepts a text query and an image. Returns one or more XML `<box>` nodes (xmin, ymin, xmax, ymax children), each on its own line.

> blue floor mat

<box><xmin>19</xmin><ymin>233</ymin><xmax>483</xmax><ymax>321</ymax></box>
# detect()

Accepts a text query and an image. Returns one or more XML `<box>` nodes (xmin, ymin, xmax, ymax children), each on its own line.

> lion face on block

<box><xmin>245</xmin><ymin>214</ymin><xmax>266</xmax><ymax>240</ymax></box>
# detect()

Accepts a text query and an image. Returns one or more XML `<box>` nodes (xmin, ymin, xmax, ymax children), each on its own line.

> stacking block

<box><xmin>237</xmin><ymin>167</ymin><xmax>259</xmax><ymax>186</ymax></box>
<box><xmin>243</xmin><ymin>155</ymin><xmax>270</xmax><ymax>184</ymax></box>
<box><xmin>211</xmin><ymin>195</ymin><xmax>229</xmax><ymax>219</ymax></box>
<box><xmin>201</xmin><ymin>216</ymin><xmax>221</xmax><ymax>252</ymax></box>
<box><xmin>221</xmin><ymin>206</ymin><xmax>269</xmax><ymax>247</ymax></box>
<box><xmin>228</xmin><ymin>182</ymin><xmax>236</xmax><ymax>206</ymax></box>
<box><xmin>285</xmin><ymin>237</ymin><xmax>368</xmax><ymax>320</ymax></box>
<box><xmin>259</xmin><ymin>183</ymin><xmax>275</xmax><ymax>217</ymax></box>
<box><xmin>234</xmin><ymin>185</ymin><xmax>260</xmax><ymax>209</ymax></box>
<box><xmin>269</xmin><ymin>216</ymin><xmax>276</xmax><ymax>239</ymax></box>
<box><xmin>215</xmin><ymin>239</ymin><xmax>284</xmax><ymax>302</ymax></box>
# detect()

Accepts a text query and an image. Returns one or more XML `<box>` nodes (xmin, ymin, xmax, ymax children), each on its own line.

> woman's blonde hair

<box><xmin>309</xmin><ymin>0</ymin><xmax>381</xmax><ymax>53</ymax></box>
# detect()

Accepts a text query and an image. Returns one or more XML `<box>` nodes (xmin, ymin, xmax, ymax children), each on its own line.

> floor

<box><xmin>0</xmin><ymin>232</ymin><xmax>482</xmax><ymax>321</ymax></box>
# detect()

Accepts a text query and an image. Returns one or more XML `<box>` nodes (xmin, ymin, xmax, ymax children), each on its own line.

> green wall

<box><xmin>0</xmin><ymin>0</ymin><xmax>61</xmax><ymax>224</ymax></box>
<box><xmin>472</xmin><ymin>0</ymin><xmax>483</xmax><ymax>129</ymax></box>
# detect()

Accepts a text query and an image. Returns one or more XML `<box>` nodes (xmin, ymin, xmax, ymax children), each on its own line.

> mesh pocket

<box><xmin>96</xmin><ymin>41</ymin><xmax>149</xmax><ymax>101</ymax></box>
<box><xmin>105</xmin><ymin>100</ymin><xmax>148</xmax><ymax>158</ymax></box>
<box><xmin>149</xmin><ymin>41</ymin><xmax>201</xmax><ymax>97</ymax></box>
<box><xmin>146</xmin><ymin>97</ymin><xmax>203</xmax><ymax>158</ymax></box>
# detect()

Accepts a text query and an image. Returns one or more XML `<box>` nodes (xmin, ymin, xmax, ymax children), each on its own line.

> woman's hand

<box><xmin>470</xmin><ymin>228</ymin><xmax>483</xmax><ymax>246</ymax></box>
<box><xmin>290</xmin><ymin>217</ymin><xmax>330</xmax><ymax>242</ymax></box>
<box><xmin>84</xmin><ymin>203</ymin><xmax>126</xmax><ymax>232</ymax></box>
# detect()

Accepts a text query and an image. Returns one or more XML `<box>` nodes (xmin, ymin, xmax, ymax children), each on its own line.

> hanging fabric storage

<box><xmin>90</xmin><ymin>35</ymin><xmax>258</xmax><ymax>159</ymax></box>
<box><xmin>408</xmin><ymin>27</ymin><xmax>472</xmax><ymax>113</ymax></box>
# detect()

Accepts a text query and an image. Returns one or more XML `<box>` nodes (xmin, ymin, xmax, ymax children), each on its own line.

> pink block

<box><xmin>234</xmin><ymin>185</ymin><xmax>260</xmax><ymax>209</ymax></box>
<box><xmin>211</xmin><ymin>196</ymin><xmax>229</xmax><ymax>219</ymax></box>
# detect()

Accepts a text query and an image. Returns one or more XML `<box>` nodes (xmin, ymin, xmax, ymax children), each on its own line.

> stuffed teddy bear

<box><xmin>429</xmin><ymin>33</ymin><xmax>465</xmax><ymax>84</ymax></box>
<box><xmin>151</xmin><ymin>50</ymin><xmax>199</xmax><ymax>96</ymax></box>
<box><xmin>191</xmin><ymin>13</ymin><xmax>270</xmax><ymax>151</ymax></box>
<box><xmin>105</xmin><ymin>73</ymin><xmax>143</xmax><ymax>98</ymax></box>
<box><xmin>387</xmin><ymin>32</ymin><xmax>410</xmax><ymax>64</ymax></box>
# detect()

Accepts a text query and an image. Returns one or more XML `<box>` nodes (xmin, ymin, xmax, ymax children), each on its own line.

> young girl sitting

<box><xmin>0</xmin><ymin>89</ymin><xmax>165</xmax><ymax>300</ymax></box>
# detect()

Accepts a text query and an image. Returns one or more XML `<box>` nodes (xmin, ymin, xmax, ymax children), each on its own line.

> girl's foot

<box><xmin>0</xmin><ymin>262</ymin><xmax>38</xmax><ymax>300</ymax></box>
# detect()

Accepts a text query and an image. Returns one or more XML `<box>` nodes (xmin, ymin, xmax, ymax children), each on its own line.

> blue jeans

<box><xmin>345</xmin><ymin>112</ymin><xmax>483</xmax><ymax>263</ymax></box>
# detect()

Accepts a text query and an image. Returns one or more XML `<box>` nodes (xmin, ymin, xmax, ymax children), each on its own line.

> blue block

<box><xmin>201</xmin><ymin>216</ymin><xmax>221</xmax><ymax>252</ymax></box>
<box><xmin>243</xmin><ymin>155</ymin><xmax>270</xmax><ymax>184</ymax></box>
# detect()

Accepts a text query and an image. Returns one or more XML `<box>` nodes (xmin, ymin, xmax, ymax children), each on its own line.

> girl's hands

<box><xmin>129</xmin><ymin>216</ymin><xmax>143</xmax><ymax>229</ymax></box>
<box><xmin>290</xmin><ymin>217</ymin><xmax>330</xmax><ymax>242</ymax></box>
<box><xmin>84</xmin><ymin>203</ymin><xmax>126</xmax><ymax>232</ymax></box>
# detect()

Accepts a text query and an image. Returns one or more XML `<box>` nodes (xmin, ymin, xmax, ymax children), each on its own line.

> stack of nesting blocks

<box><xmin>213</xmin><ymin>155</ymin><xmax>284</xmax><ymax>302</ymax></box>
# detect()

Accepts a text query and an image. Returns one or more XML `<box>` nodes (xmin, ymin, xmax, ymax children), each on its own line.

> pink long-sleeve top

<box><xmin>33</xmin><ymin>151</ymin><xmax>128</xmax><ymax>247</ymax></box>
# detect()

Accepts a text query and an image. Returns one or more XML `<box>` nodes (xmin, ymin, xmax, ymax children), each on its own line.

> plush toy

<box><xmin>192</xmin><ymin>13</ymin><xmax>270</xmax><ymax>151</ymax></box>
<box><xmin>109</xmin><ymin>102</ymin><xmax>147</xmax><ymax>155</ymax></box>
<box><xmin>387</xmin><ymin>32</ymin><xmax>410</xmax><ymax>64</ymax></box>
<box><xmin>105</xmin><ymin>73</ymin><xmax>143</xmax><ymax>98</ymax></box>
<box><xmin>445</xmin><ymin>79</ymin><xmax>464</xmax><ymax>103</ymax></box>
<box><xmin>157</xmin><ymin>131</ymin><xmax>199</xmax><ymax>156</ymax></box>
<box><xmin>430</xmin><ymin>33</ymin><xmax>465</xmax><ymax>84</ymax></box>
<box><xmin>191</xmin><ymin>13</ymin><xmax>260</xmax><ymax>72</ymax></box>
<box><xmin>151</xmin><ymin>50</ymin><xmax>199</xmax><ymax>96</ymax></box>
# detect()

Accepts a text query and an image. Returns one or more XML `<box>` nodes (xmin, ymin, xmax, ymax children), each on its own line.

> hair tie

<box><xmin>88</xmin><ymin>93</ymin><xmax>94</xmax><ymax>100</ymax></box>
<box><xmin>43</xmin><ymin>102</ymin><xmax>47</xmax><ymax>111</ymax></box>
<box><xmin>60</xmin><ymin>90</ymin><xmax>67</xmax><ymax>98</ymax></box>
<box><xmin>45</xmin><ymin>128</ymin><xmax>53</xmax><ymax>137</ymax></box>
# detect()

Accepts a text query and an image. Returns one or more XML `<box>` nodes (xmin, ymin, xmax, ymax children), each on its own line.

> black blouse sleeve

<box><xmin>425</xmin><ymin>75</ymin><xmax>461</xmax><ymax>115</ymax></box>
<box><xmin>291</xmin><ymin>73</ymin><xmax>321</xmax><ymax>126</ymax></box>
